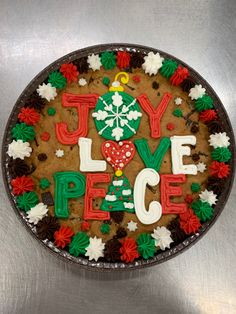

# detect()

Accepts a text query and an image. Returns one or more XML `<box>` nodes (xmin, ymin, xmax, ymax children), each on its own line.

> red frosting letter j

<box><xmin>56</xmin><ymin>93</ymin><xmax>99</xmax><ymax>145</ymax></box>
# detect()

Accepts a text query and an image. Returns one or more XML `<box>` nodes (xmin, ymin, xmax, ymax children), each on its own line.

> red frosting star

<box><xmin>119</xmin><ymin>237</ymin><xmax>139</xmax><ymax>263</ymax></box>
<box><xmin>184</xmin><ymin>194</ymin><xmax>194</xmax><ymax>204</ymax></box>
<box><xmin>179</xmin><ymin>209</ymin><xmax>201</xmax><ymax>235</ymax></box>
<box><xmin>209</xmin><ymin>161</ymin><xmax>230</xmax><ymax>178</ymax></box>
<box><xmin>117</xmin><ymin>51</ymin><xmax>131</xmax><ymax>69</ymax></box>
<box><xmin>54</xmin><ymin>226</ymin><xmax>74</xmax><ymax>249</ymax></box>
<box><xmin>18</xmin><ymin>107</ymin><xmax>40</xmax><ymax>125</ymax></box>
<box><xmin>132</xmin><ymin>75</ymin><xmax>141</xmax><ymax>83</ymax></box>
<box><xmin>40</xmin><ymin>132</ymin><xmax>50</xmax><ymax>141</ymax></box>
<box><xmin>60</xmin><ymin>63</ymin><xmax>79</xmax><ymax>83</ymax></box>
<box><xmin>11</xmin><ymin>176</ymin><xmax>34</xmax><ymax>195</ymax></box>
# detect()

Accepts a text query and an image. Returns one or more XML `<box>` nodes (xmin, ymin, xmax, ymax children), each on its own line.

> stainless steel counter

<box><xmin>0</xmin><ymin>1</ymin><xmax>235</xmax><ymax>313</ymax></box>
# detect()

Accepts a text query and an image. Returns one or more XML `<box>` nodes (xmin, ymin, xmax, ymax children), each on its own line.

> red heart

<box><xmin>101</xmin><ymin>140</ymin><xmax>136</xmax><ymax>171</ymax></box>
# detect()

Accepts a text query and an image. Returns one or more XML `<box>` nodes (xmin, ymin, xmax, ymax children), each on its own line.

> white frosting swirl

<box><xmin>209</xmin><ymin>132</ymin><xmax>230</xmax><ymax>148</ymax></box>
<box><xmin>37</xmin><ymin>83</ymin><xmax>57</xmax><ymax>102</ymax></box>
<box><xmin>188</xmin><ymin>84</ymin><xmax>206</xmax><ymax>100</ymax></box>
<box><xmin>87</xmin><ymin>53</ymin><xmax>102</xmax><ymax>71</ymax></box>
<box><xmin>85</xmin><ymin>236</ymin><xmax>105</xmax><ymax>261</ymax></box>
<box><xmin>26</xmin><ymin>203</ymin><xmax>48</xmax><ymax>225</ymax></box>
<box><xmin>142</xmin><ymin>52</ymin><xmax>164</xmax><ymax>76</ymax></box>
<box><xmin>151</xmin><ymin>226</ymin><xmax>173</xmax><ymax>250</ymax></box>
<box><xmin>7</xmin><ymin>140</ymin><xmax>32</xmax><ymax>160</ymax></box>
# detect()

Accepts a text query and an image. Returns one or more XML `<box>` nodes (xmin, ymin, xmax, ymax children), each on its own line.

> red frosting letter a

<box><xmin>137</xmin><ymin>93</ymin><xmax>172</xmax><ymax>138</ymax></box>
<box><xmin>56</xmin><ymin>93</ymin><xmax>99</xmax><ymax>145</ymax></box>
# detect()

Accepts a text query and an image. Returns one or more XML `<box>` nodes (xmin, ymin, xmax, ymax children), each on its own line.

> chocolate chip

<box><xmin>191</xmin><ymin>124</ymin><xmax>199</xmax><ymax>134</ymax></box>
<box><xmin>104</xmin><ymin>220</ymin><xmax>112</xmax><ymax>225</ymax></box>
<box><xmin>192</xmin><ymin>153</ymin><xmax>200</xmax><ymax>161</ymax></box>
<box><xmin>114</xmin><ymin>227</ymin><xmax>127</xmax><ymax>239</ymax></box>
<box><xmin>38</xmin><ymin>153</ymin><xmax>47</xmax><ymax>161</ymax></box>
<box><xmin>41</xmin><ymin>191</ymin><xmax>54</xmax><ymax>206</ymax></box>
<box><xmin>152</xmin><ymin>81</ymin><xmax>159</xmax><ymax>90</ymax></box>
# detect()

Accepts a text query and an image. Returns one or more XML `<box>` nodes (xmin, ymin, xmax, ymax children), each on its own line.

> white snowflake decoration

<box><xmin>26</xmin><ymin>203</ymin><xmax>48</xmax><ymax>225</ymax></box>
<box><xmin>37</xmin><ymin>83</ymin><xmax>57</xmax><ymax>102</ymax></box>
<box><xmin>78</xmin><ymin>78</ymin><xmax>87</xmax><ymax>86</ymax></box>
<box><xmin>92</xmin><ymin>91</ymin><xmax>142</xmax><ymax>141</ymax></box>
<box><xmin>196</xmin><ymin>162</ymin><xmax>206</xmax><ymax>173</ymax></box>
<box><xmin>188</xmin><ymin>84</ymin><xmax>206</xmax><ymax>100</ymax></box>
<box><xmin>142</xmin><ymin>52</ymin><xmax>164</xmax><ymax>76</ymax></box>
<box><xmin>87</xmin><ymin>53</ymin><xmax>102</xmax><ymax>71</ymax></box>
<box><xmin>7</xmin><ymin>140</ymin><xmax>32</xmax><ymax>160</ymax></box>
<box><xmin>127</xmin><ymin>220</ymin><xmax>138</xmax><ymax>232</ymax></box>
<box><xmin>209</xmin><ymin>132</ymin><xmax>230</xmax><ymax>148</ymax></box>
<box><xmin>85</xmin><ymin>236</ymin><xmax>105</xmax><ymax>261</ymax></box>
<box><xmin>174</xmin><ymin>97</ymin><xmax>182</xmax><ymax>105</ymax></box>
<box><xmin>151</xmin><ymin>226</ymin><xmax>173</xmax><ymax>250</ymax></box>
<box><xmin>199</xmin><ymin>189</ymin><xmax>218</xmax><ymax>206</ymax></box>
<box><xmin>55</xmin><ymin>149</ymin><xmax>64</xmax><ymax>158</ymax></box>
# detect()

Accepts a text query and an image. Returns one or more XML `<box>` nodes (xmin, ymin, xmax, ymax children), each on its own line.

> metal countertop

<box><xmin>0</xmin><ymin>1</ymin><xmax>235</xmax><ymax>313</ymax></box>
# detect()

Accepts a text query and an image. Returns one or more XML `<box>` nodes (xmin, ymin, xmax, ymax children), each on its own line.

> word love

<box><xmin>53</xmin><ymin>169</ymin><xmax>187</xmax><ymax>225</ymax></box>
<box><xmin>78</xmin><ymin>136</ymin><xmax>198</xmax><ymax>176</ymax></box>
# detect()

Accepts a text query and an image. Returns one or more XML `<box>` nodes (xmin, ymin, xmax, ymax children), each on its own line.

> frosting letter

<box><xmin>84</xmin><ymin>173</ymin><xmax>111</xmax><ymax>220</ymax></box>
<box><xmin>170</xmin><ymin>135</ymin><xmax>197</xmax><ymax>175</ymax></box>
<box><xmin>56</xmin><ymin>93</ymin><xmax>99</xmax><ymax>145</ymax></box>
<box><xmin>78</xmin><ymin>137</ymin><xmax>107</xmax><ymax>172</ymax></box>
<box><xmin>137</xmin><ymin>93</ymin><xmax>172</xmax><ymax>138</ymax></box>
<box><xmin>54</xmin><ymin>171</ymin><xmax>86</xmax><ymax>218</ymax></box>
<box><xmin>161</xmin><ymin>174</ymin><xmax>187</xmax><ymax>214</ymax></box>
<box><xmin>134</xmin><ymin>168</ymin><xmax>162</xmax><ymax>224</ymax></box>
<box><xmin>134</xmin><ymin>137</ymin><xmax>170</xmax><ymax>171</ymax></box>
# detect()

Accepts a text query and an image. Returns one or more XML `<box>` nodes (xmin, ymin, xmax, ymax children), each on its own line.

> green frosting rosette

<box><xmin>191</xmin><ymin>200</ymin><xmax>214</xmax><ymax>222</ymax></box>
<box><xmin>101</xmin><ymin>51</ymin><xmax>116</xmax><ymax>70</ymax></box>
<box><xmin>160</xmin><ymin>59</ymin><xmax>178</xmax><ymax>78</ymax></box>
<box><xmin>100</xmin><ymin>223</ymin><xmax>110</xmax><ymax>234</ymax></box>
<box><xmin>211</xmin><ymin>147</ymin><xmax>232</xmax><ymax>162</ymax></box>
<box><xmin>137</xmin><ymin>233</ymin><xmax>156</xmax><ymax>259</ymax></box>
<box><xmin>48</xmin><ymin>71</ymin><xmax>67</xmax><ymax>89</ymax></box>
<box><xmin>69</xmin><ymin>232</ymin><xmax>89</xmax><ymax>257</ymax></box>
<box><xmin>16</xmin><ymin>191</ymin><xmax>39</xmax><ymax>211</ymax></box>
<box><xmin>39</xmin><ymin>178</ymin><xmax>51</xmax><ymax>190</ymax></box>
<box><xmin>194</xmin><ymin>95</ymin><xmax>213</xmax><ymax>112</ymax></box>
<box><xmin>11</xmin><ymin>123</ymin><xmax>35</xmax><ymax>142</ymax></box>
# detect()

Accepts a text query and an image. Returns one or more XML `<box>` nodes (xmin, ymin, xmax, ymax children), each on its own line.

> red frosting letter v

<box><xmin>137</xmin><ymin>92</ymin><xmax>172</xmax><ymax>138</ymax></box>
<box><xmin>56</xmin><ymin>93</ymin><xmax>99</xmax><ymax>145</ymax></box>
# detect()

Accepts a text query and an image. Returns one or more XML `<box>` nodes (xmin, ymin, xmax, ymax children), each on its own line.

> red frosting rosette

<box><xmin>209</xmin><ymin>161</ymin><xmax>230</xmax><ymax>178</ymax></box>
<box><xmin>170</xmin><ymin>66</ymin><xmax>189</xmax><ymax>86</ymax></box>
<box><xmin>199</xmin><ymin>109</ymin><xmax>217</xmax><ymax>122</ymax></box>
<box><xmin>18</xmin><ymin>107</ymin><xmax>40</xmax><ymax>125</ymax></box>
<box><xmin>60</xmin><ymin>63</ymin><xmax>79</xmax><ymax>83</ymax></box>
<box><xmin>119</xmin><ymin>237</ymin><xmax>139</xmax><ymax>263</ymax></box>
<box><xmin>117</xmin><ymin>51</ymin><xmax>131</xmax><ymax>69</ymax></box>
<box><xmin>11</xmin><ymin>176</ymin><xmax>34</xmax><ymax>195</ymax></box>
<box><xmin>54</xmin><ymin>226</ymin><xmax>74</xmax><ymax>249</ymax></box>
<box><xmin>179</xmin><ymin>209</ymin><xmax>201</xmax><ymax>235</ymax></box>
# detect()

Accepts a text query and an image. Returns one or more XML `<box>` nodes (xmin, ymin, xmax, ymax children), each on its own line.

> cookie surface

<box><xmin>3</xmin><ymin>44</ymin><xmax>234</xmax><ymax>269</ymax></box>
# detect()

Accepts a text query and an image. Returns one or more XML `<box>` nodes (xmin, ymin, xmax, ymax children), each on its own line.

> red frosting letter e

<box><xmin>84</xmin><ymin>173</ymin><xmax>111</xmax><ymax>220</ymax></box>
<box><xmin>56</xmin><ymin>93</ymin><xmax>99</xmax><ymax>144</ymax></box>
<box><xmin>161</xmin><ymin>174</ymin><xmax>187</xmax><ymax>215</ymax></box>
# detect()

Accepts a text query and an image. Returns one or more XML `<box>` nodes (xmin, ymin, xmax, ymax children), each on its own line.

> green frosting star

<box><xmin>39</xmin><ymin>178</ymin><xmax>50</xmax><ymax>190</ymax></box>
<box><xmin>101</xmin><ymin>51</ymin><xmax>116</xmax><ymax>70</ymax></box>
<box><xmin>191</xmin><ymin>200</ymin><xmax>214</xmax><ymax>222</ymax></box>
<box><xmin>11</xmin><ymin>123</ymin><xmax>35</xmax><ymax>142</ymax></box>
<box><xmin>191</xmin><ymin>182</ymin><xmax>201</xmax><ymax>193</ymax></box>
<box><xmin>194</xmin><ymin>95</ymin><xmax>213</xmax><ymax>112</ymax></box>
<box><xmin>48</xmin><ymin>71</ymin><xmax>67</xmax><ymax>89</ymax></box>
<box><xmin>69</xmin><ymin>232</ymin><xmax>89</xmax><ymax>257</ymax></box>
<box><xmin>102</xmin><ymin>76</ymin><xmax>110</xmax><ymax>86</ymax></box>
<box><xmin>47</xmin><ymin>107</ymin><xmax>56</xmax><ymax>116</ymax></box>
<box><xmin>100</xmin><ymin>223</ymin><xmax>110</xmax><ymax>234</ymax></box>
<box><xmin>173</xmin><ymin>108</ymin><xmax>183</xmax><ymax>117</ymax></box>
<box><xmin>160</xmin><ymin>59</ymin><xmax>178</xmax><ymax>78</ymax></box>
<box><xmin>211</xmin><ymin>147</ymin><xmax>231</xmax><ymax>162</ymax></box>
<box><xmin>137</xmin><ymin>233</ymin><xmax>156</xmax><ymax>259</ymax></box>
<box><xmin>16</xmin><ymin>191</ymin><xmax>39</xmax><ymax>212</ymax></box>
